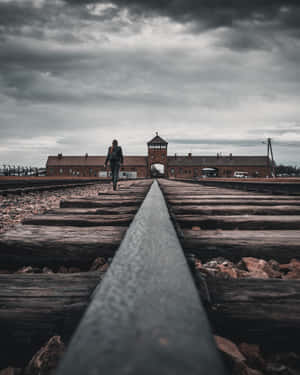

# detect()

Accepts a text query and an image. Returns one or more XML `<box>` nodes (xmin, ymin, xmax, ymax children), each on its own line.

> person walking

<box><xmin>104</xmin><ymin>139</ymin><xmax>124</xmax><ymax>190</ymax></box>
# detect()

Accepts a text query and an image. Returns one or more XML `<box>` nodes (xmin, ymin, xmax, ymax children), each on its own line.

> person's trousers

<box><xmin>110</xmin><ymin>161</ymin><xmax>120</xmax><ymax>189</ymax></box>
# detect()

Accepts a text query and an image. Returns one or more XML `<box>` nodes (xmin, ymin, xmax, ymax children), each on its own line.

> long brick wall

<box><xmin>47</xmin><ymin>166</ymin><xmax>148</xmax><ymax>178</ymax></box>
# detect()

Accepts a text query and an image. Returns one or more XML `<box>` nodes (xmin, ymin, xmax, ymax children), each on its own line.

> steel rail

<box><xmin>55</xmin><ymin>180</ymin><xmax>227</xmax><ymax>375</ymax></box>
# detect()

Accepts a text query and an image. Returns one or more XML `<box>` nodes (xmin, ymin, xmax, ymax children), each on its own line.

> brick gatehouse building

<box><xmin>46</xmin><ymin>133</ymin><xmax>272</xmax><ymax>178</ymax></box>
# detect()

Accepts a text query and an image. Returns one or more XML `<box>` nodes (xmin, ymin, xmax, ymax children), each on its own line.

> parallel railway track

<box><xmin>0</xmin><ymin>178</ymin><xmax>299</xmax><ymax>374</ymax></box>
<box><xmin>0</xmin><ymin>178</ymin><xmax>110</xmax><ymax>195</ymax></box>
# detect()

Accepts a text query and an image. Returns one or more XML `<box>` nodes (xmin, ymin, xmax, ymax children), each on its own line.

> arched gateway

<box><xmin>150</xmin><ymin>163</ymin><xmax>165</xmax><ymax>177</ymax></box>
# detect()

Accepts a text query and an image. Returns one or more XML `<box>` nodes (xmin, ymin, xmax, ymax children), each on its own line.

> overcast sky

<box><xmin>1</xmin><ymin>0</ymin><xmax>300</xmax><ymax>166</ymax></box>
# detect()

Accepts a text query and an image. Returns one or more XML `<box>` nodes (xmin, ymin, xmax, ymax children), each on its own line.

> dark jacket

<box><xmin>105</xmin><ymin>145</ymin><xmax>124</xmax><ymax>165</ymax></box>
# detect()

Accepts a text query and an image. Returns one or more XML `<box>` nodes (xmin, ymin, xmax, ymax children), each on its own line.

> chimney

<box><xmin>217</xmin><ymin>153</ymin><xmax>219</xmax><ymax>159</ymax></box>
<box><xmin>188</xmin><ymin>153</ymin><xmax>192</xmax><ymax>159</ymax></box>
<box><xmin>85</xmin><ymin>153</ymin><xmax>88</xmax><ymax>159</ymax></box>
<box><xmin>174</xmin><ymin>153</ymin><xmax>177</xmax><ymax>159</ymax></box>
<box><xmin>58</xmin><ymin>153</ymin><xmax>62</xmax><ymax>160</ymax></box>
<box><xmin>229</xmin><ymin>153</ymin><xmax>232</xmax><ymax>160</ymax></box>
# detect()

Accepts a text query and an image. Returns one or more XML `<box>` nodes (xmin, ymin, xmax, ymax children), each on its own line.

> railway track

<box><xmin>0</xmin><ymin>178</ymin><xmax>110</xmax><ymax>196</ymax></box>
<box><xmin>0</xmin><ymin>178</ymin><xmax>299</xmax><ymax>374</ymax></box>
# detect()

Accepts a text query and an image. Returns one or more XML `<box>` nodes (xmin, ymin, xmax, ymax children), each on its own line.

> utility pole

<box><xmin>263</xmin><ymin>138</ymin><xmax>276</xmax><ymax>177</ymax></box>
<box><xmin>268</xmin><ymin>138</ymin><xmax>276</xmax><ymax>177</ymax></box>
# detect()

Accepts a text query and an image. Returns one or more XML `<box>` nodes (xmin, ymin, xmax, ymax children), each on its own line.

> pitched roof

<box><xmin>167</xmin><ymin>155</ymin><xmax>270</xmax><ymax>167</ymax></box>
<box><xmin>47</xmin><ymin>156</ymin><xmax>148</xmax><ymax>167</ymax></box>
<box><xmin>147</xmin><ymin>134</ymin><xmax>168</xmax><ymax>145</ymax></box>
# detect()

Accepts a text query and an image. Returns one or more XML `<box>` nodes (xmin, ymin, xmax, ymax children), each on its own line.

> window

<box><xmin>149</xmin><ymin>144</ymin><xmax>164</xmax><ymax>149</ymax></box>
<box><xmin>69</xmin><ymin>168</ymin><xmax>72</xmax><ymax>175</ymax></box>
<box><xmin>170</xmin><ymin>168</ymin><xmax>175</xmax><ymax>175</ymax></box>
<box><xmin>59</xmin><ymin>168</ymin><xmax>63</xmax><ymax>174</ymax></box>
<box><xmin>179</xmin><ymin>168</ymin><xmax>183</xmax><ymax>174</ymax></box>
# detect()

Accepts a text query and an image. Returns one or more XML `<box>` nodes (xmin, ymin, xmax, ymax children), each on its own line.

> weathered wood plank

<box><xmin>161</xmin><ymin>186</ymin><xmax>249</xmax><ymax>191</ymax></box>
<box><xmin>23</xmin><ymin>214</ymin><xmax>134</xmax><ymax>226</ymax></box>
<box><xmin>0</xmin><ymin>225</ymin><xmax>126</xmax><ymax>268</ymax></box>
<box><xmin>173</xmin><ymin>196</ymin><xmax>249</xmax><ymax>203</ymax></box>
<box><xmin>182</xmin><ymin>229</ymin><xmax>300</xmax><ymax>262</ymax></box>
<box><xmin>83</xmin><ymin>195</ymin><xmax>144</xmax><ymax>200</ymax></box>
<box><xmin>172</xmin><ymin>205</ymin><xmax>300</xmax><ymax>215</ymax></box>
<box><xmin>98</xmin><ymin>190</ymin><xmax>147</xmax><ymax>196</ymax></box>
<box><xmin>61</xmin><ymin>198</ymin><xmax>141</xmax><ymax>208</ymax></box>
<box><xmin>168</xmin><ymin>199</ymin><xmax>300</xmax><ymax>206</ymax></box>
<box><xmin>0</xmin><ymin>272</ymin><xmax>103</xmax><ymax>368</ymax></box>
<box><xmin>163</xmin><ymin>191</ymin><xmax>257</xmax><ymax>196</ymax></box>
<box><xmin>196</xmin><ymin>275</ymin><xmax>300</xmax><ymax>347</ymax></box>
<box><xmin>46</xmin><ymin>206</ymin><xmax>138</xmax><ymax>215</ymax></box>
<box><xmin>169</xmin><ymin>195</ymin><xmax>300</xmax><ymax>200</ymax></box>
<box><xmin>176</xmin><ymin>214</ymin><xmax>300</xmax><ymax>229</ymax></box>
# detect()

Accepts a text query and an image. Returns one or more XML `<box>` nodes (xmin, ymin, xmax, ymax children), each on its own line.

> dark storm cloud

<box><xmin>59</xmin><ymin>0</ymin><xmax>300</xmax><ymax>55</ymax></box>
<box><xmin>64</xmin><ymin>0</ymin><xmax>300</xmax><ymax>30</ymax></box>
<box><xmin>0</xmin><ymin>0</ymin><xmax>122</xmax><ymax>41</ymax></box>
<box><xmin>2</xmin><ymin>81</ymin><xmax>183</xmax><ymax>106</ymax></box>
<box><xmin>0</xmin><ymin>35</ymin><xmax>191</xmax><ymax>105</ymax></box>
<box><xmin>0</xmin><ymin>2</ymin><xmax>45</xmax><ymax>29</ymax></box>
<box><xmin>0</xmin><ymin>41</ymin><xmax>86</xmax><ymax>71</ymax></box>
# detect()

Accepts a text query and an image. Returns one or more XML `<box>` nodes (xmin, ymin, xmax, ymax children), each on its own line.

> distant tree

<box><xmin>276</xmin><ymin>164</ymin><xmax>300</xmax><ymax>176</ymax></box>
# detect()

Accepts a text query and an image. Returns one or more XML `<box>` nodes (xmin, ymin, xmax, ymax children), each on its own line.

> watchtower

<box><xmin>147</xmin><ymin>132</ymin><xmax>168</xmax><ymax>177</ymax></box>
